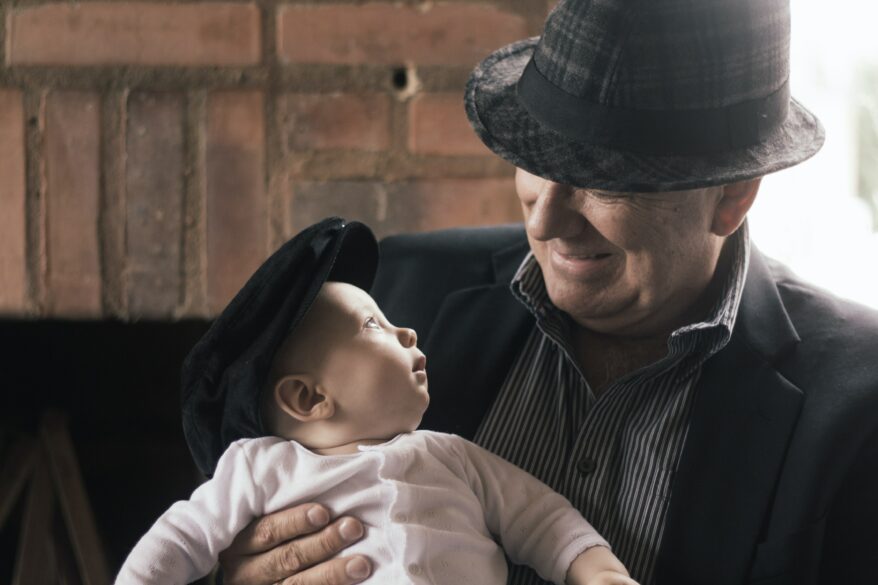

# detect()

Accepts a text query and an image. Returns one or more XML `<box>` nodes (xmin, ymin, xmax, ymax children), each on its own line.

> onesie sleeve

<box><xmin>114</xmin><ymin>440</ymin><xmax>265</xmax><ymax>585</ymax></box>
<box><xmin>453</xmin><ymin>436</ymin><xmax>609</xmax><ymax>585</ymax></box>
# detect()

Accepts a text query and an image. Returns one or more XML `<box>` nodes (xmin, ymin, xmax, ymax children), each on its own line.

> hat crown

<box><xmin>534</xmin><ymin>0</ymin><xmax>790</xmax><ymax>111</ymax></box>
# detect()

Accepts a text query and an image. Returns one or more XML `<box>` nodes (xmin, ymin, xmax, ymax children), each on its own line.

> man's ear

<box><xmin>273</xmin><ymin>375</ymin><xmax>335</xmax><ymax>423</ymax></box>
<box><xmin>711</xmin><ymin>177</ymin><xmax>762</xmax><ymax>237</ymax></box>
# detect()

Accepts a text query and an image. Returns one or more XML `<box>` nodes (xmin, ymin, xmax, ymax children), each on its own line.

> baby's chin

<box><xmin>402</xmin><ymin>416</ymin><xmax>425</xmax><ymax>434</ymax></box>
<box><xmin>401</xmin><ymin>411</ymin><xmax>428</xmax><ymax>434</ymax></box>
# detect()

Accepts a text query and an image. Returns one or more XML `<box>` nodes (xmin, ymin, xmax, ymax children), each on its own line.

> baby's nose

<box><xmin>400</xmin><ymin>327</ymin><xmax>417</xmax><ymax>347</ymax></box>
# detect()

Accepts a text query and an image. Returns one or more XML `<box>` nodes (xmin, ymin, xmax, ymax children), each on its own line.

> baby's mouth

<box><xmin>412</xmin><ymin>355</ymin><xmax>427</xmax><ymax>372</ymax></box>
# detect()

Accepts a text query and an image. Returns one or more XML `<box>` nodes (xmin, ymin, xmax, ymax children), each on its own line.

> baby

<box><xmin>115</xmin><ymin>219</ymin><xmax>638</xmax><ymax>585</ymax></box>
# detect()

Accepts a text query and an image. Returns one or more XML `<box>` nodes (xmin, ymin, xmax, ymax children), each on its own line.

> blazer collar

<box><xmin>656</xmin><ymin>246</ymin><xmax>804</xmax><ymax>584</ymax></box>
<box><xmin>735</xmin><ymin>245</ymin><xmax>801</xmax><ymax>361</ymax></box>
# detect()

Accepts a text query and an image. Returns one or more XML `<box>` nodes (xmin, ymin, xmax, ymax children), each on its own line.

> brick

<box><xmin>280</xmin><ymin>93</ymin><xmax>391</xmax><ymax>152</ymax></box>
<box><xmin>0</xmin><ymin>89</ymin><xmax>27</xmax><ymax>314</ymax></box>
<box><xmin>289</xmin><ymin>178</ymin><xmax>521</xmax><ymax>240</ymax></box>
<box><xmin>408</xmin><ymin>93</ymin><xmax>492</xmax><ymax>156</ymax></box>
<box><xmin>126</xmin><ymin>92</ymin><xmax>184</xmax><ymax>318</ymax></box>
<box><xmin>206</xmin><ymin>91</ymin><xmax>267</xmax><ymax>315</ymax></box>
<box><xmin>277</xmin><ymin>3</ymin><xmax>528</xmax><ymax>66</ymax></box>
<box><xmin>7</xmin><ymin>2</ymin><xmax>260</xmax><ymax>66</ymax></box>
<box><xmin>45</xmin><ymin>91</ymin><xmax>102</xmax><ymax>317</ymax></box>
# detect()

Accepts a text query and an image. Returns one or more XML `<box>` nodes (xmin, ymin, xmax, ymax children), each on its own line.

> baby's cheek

<box><xmin>366</xmin><ymin>359</ymin><xmax>400</xmax><ymax>394</ymax></box>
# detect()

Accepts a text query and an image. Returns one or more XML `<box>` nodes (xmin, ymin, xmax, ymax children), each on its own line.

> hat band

<box><xmin>516</xmin><ymin>57</ymin><xmax>790</xmax><ymax>155</ymax></box>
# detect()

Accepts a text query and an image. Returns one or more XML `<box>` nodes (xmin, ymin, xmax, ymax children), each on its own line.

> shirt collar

<box><xmin>510</xmin><ymin>222</ymin><xmax>751</xmax><ymax>355</ymax></box>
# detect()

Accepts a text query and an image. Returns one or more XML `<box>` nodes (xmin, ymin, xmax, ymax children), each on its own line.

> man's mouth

<box><xmin>549</xmin><ymin>249</ymin><xmax>614</xmax><ymax>278</ymax></box>
<box><xmin>555</xmin><ymin>251</ymin><xmax>612</xmax><ymax>260</ymax></box>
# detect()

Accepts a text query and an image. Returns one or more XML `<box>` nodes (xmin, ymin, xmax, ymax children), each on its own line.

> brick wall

<box><xmin>0</xmin><ymin>1</ymin><xmax>551</xmax><ymax>320</ymax></box>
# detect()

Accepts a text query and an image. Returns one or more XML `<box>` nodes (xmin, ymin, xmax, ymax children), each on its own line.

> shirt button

<box><xmin>576</xmin><ymin>456</ymin><xmax>597</xmax><ymax>475</ymax></box>
<box><xmin>408</xmin><ymin>563</ymin><xmax>422</xmax><ymax>576</ymax></box>
<box><xmin>394</xmin><ymin>512</ymin><xmax>408</xmax><ymax>523</ymax></box>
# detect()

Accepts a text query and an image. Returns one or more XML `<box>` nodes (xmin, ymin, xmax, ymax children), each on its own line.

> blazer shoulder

<box><xmin>766</xmin><ymin>257</ymin><xmax>878</xmax><ymax>433</ymax></box>
<box><xmin>767</xmin><ymin>256</ymin><xmax>878</xmax><ymax>350</ymax></box>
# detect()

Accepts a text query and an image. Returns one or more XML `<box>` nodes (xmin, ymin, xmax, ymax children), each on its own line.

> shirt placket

<box><xmin>536</xmin><ymin>313</ymin><xmax>621</xmax><ymax>519</ymax></box>
<box><xmin>545</xmin><ymin>321</ymin><xmax>697</xmax><ymax>531</ymax></box>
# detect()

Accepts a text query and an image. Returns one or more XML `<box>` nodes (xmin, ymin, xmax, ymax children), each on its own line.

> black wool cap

<box><xmin>181</xmin><ymin>217</ymin><xmax>378</xmax><ymax>477</ymax></box>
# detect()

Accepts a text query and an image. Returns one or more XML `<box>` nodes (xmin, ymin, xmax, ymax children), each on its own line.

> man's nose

<box><xmin>525</xmin><ymin>181</ymin><xmax>584</xmax><ymax>241</ymax></box>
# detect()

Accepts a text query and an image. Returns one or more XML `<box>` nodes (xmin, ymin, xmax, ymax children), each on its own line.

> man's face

<box><xmin>311</xmin><ymin>282</ymin><xmax>430</xmax><ymax>436</ymax></box>
<box><xmin>515</xmin><ymin>167</ymin><xmax>727</xmax><ymax>336</ymax></box>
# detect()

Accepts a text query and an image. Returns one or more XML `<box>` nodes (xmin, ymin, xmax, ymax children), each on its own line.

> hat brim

<box><xmin>465</xmin><ymin>37</ymin><xmax>826</xmax><ymax>192</ymax></box>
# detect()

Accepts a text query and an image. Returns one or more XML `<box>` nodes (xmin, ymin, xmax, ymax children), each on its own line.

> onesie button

<box><xmin>576</xmin><ymin>456</ymin><xmax>596</xmax><ymax>475</ymax></box>
<box><xmin>394</xmin><ymin>512</ymin><xmax>408</xmax><ymax>523</ymax></box>
<box><xmin>408</xmin><ymin>563</ymin><xmax>422</xmax><ymax>576</ymax></box>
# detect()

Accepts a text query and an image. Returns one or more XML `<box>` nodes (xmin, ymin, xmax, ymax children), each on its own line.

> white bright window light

<box><xmin>750</xmin><ymin>1</ymin><xmax>878</xmax><ymax>309</ymax></box>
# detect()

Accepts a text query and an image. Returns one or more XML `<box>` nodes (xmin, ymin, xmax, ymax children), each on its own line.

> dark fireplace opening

<box><xmin>0</xmin><ymin>319</ymin><xmax>214</xmax><ymax>582</ymax></box>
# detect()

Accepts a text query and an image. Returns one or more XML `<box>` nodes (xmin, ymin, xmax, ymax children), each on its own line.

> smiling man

<box><xmin>507</xmin><ymin>169</ymin><xmax>762</xmax><ymax>395</ymax></box>
<box><xmin>217</xmin><ymin>0</ymin><xmax>878</xmax><ymax>583</ymax></box>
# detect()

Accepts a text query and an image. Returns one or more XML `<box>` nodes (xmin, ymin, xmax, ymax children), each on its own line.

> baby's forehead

<box><xmin>313</xmin><ymin>281</ymin><xmax>377</xmax><ymax>322</ymax></box>
<box><xmin>274</xmin><ymin>282</ymin><xmax>374</xmax><ymax>366</ymax></box>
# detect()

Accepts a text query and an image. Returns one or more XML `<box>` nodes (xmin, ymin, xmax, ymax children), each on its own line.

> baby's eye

<box><xmin>364</xmin><ymin>316</ymin><xmax>381</xmax><ymax>330</ymax></box>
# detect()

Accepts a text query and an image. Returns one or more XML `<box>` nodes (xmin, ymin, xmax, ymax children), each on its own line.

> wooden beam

<box><xmin>12</xmin><ymin>451</ymin><xmax>56</xmax><ymax>585</ymax></box>
<box><xmin>0</xmin><ymin>436</ymin><xmax>36</xmax><ymax>530</ymax></box>
<box><xmin>41</xmin><ymin>411</ymin><xmax>110</xmax><ymax>585</ymax></box>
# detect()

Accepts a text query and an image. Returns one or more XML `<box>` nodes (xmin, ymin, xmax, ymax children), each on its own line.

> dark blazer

<box><xmin>371</xmin><ymin>224</ymin><xmax>878</xmax><ymax>585</ymax></box>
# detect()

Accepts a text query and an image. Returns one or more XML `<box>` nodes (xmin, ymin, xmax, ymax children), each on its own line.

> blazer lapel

<box><xmin>656</xmin><ymin>249</ymin><xmax>805</xmax><ymax>584</ymax></box>
<box><xmin>420</xmin><ymin>240</ymin><xmax>533</xmax><ymax>439</ymax></box>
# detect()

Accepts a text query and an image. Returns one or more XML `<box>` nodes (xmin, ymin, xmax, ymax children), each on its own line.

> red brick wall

<box><xmin>0</xmin><ymin>1</ymin><xmax>549</xmax><ymax>320</ymax></box>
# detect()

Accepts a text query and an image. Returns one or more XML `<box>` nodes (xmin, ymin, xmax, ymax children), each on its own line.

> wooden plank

<box><xmin>12</xmin><ymin>451</ymin><xmax>56</xmax><ymax>585</ymax></box>
<box><xmin>54</xmin><ymin>511</ymin><xmax>85</xmax><ymax>585</ymax></box>
<box><xmin>0</xmin><ymin>436</ymin><xmax>36</xmax><ymax>530</ymax></box>
<box><xmin>41</xmin><ymin>412</ymin><xmax>110</xmax><ymax>585</ymax></box>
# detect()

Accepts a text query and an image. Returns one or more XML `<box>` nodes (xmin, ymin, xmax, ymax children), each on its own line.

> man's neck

<box><xmin>573</xmin><ymin>330</ymin><xmax>668</xmax><ymax>396</ymax></box>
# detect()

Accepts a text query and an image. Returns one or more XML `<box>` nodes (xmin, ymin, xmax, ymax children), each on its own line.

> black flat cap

<box><xmin>181</xmin><ymin>217</ymin><xmax>378</xmax><ymax>477</ymax></box>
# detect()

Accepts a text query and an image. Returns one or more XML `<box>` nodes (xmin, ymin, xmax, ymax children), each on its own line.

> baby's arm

<box><xmin>566</xmin><ymin>546</ymin><xmax>637</xmax><ymax>585</ymax></box>
<box><xmin>115</xmin><ymin>440</ymin><xmax>264</xmax><ymax>585</ymax></box>
<box><xmin>453</xmin><ymin>437</ymin><xmax>636</xmax><ymax>585</ymax></box>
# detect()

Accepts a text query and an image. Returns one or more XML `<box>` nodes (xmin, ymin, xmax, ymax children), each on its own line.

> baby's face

<box><xmin>311</xmin><ymin>282</ymin><xmax>430</xmax><ymax>438</ymax></box>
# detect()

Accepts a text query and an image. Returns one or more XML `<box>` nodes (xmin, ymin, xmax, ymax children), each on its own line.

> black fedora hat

<box><xmin>181</xmin><ymin>217</ymin><xmax>378</xmax><ymax>477</ymax></box>
<box><xmin>465</xmin><ymin>0</ymin><xmax>825</xmax><ymax>192</ymax></box>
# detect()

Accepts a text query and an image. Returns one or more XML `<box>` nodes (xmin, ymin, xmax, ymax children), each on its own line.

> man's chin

<box><xmin>549</xmin><ymin>288</ymin><xmax>644</xmax><ymax>333</ymax></box>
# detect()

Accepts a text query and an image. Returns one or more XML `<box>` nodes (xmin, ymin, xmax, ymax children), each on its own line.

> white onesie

<box><xmin>115</xmin><ymin>430</ymin><xmax>608</xmax><ymax>585</ymax></box>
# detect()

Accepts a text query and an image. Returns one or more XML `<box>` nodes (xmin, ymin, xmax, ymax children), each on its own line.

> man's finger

<box><xmin>278</xmin><ymin>555</ymin><xmax>371</xmax><ymax>585</ymax></box>
<box><xmin>226</xmin><ymin>504</ymin><xmax>331</xmax><ymax>556</ymax></box>
<box><xmin>224</xmin><ymin>517</ymin><xmax>365</xmax><ymax>585</ymax></box>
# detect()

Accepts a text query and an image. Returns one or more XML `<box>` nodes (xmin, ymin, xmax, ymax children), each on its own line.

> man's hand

<box><xmin>218</xmin><ymin>503</ymin><xmax>371</xmax><ymax>585</ymax></box>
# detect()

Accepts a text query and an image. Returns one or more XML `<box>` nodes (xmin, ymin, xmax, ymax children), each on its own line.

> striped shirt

<box><xmin>473</xmin><ymin>224</ymin><xmax>750</xmax><ymax>585</ymax></box>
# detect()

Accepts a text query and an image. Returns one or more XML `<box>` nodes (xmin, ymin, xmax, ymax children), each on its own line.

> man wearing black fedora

<box><xmin>218</xmin><ymin>0</ymin><xmax>877</xmax><ymax>584</ymax></box>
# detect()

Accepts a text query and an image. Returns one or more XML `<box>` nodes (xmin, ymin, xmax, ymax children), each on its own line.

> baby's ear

<box><xmin>274</xmin><ymin>375</ymin><xmax>335</xmax><ymax>422</ymax></box>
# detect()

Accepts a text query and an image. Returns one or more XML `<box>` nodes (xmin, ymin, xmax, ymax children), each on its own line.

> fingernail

<box><xmin>346</xmin><ymin>557</ymin><xmax>370</xmax><ymax>580</ymax></box>
<box><xmin>339</xmin><ymin>518</ymin><xmax>364</xmax><ymax>541</ymax></box>
<box><xmin>307</xmin><ymin>506</ymin><xmax>329</xmax><ymax>527</ymax></box>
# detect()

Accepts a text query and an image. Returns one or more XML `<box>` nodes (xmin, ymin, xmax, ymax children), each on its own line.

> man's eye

<box><xmin>364</xmin><ymin>316</ymin><xmax>381</xmax><ymax>330</ymax></box>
